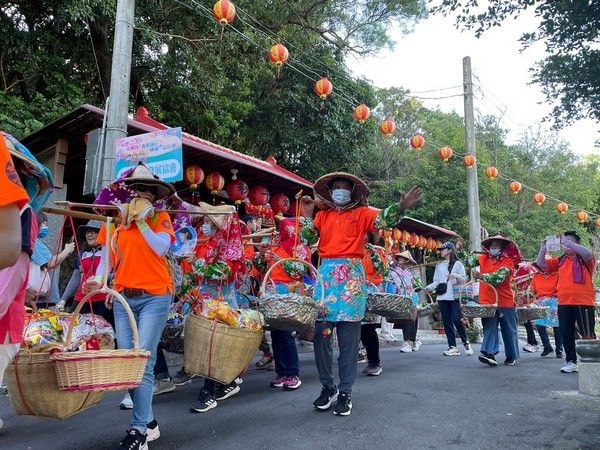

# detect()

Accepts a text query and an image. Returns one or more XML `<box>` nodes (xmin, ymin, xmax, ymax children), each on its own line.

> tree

<box><xmin>431</xmin><ymin>1</ymin><xmax>600</xmax><ymax>136</ymax></box>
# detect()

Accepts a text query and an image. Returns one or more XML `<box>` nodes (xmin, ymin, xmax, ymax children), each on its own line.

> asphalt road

<box><xmin>2</xmin><ymin>344</ymin><xmax>600</xmax><ymax>450</ymax></box>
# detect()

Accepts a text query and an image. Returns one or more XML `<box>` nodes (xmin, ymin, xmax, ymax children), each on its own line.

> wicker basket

<box><xmin>5</xmin><ymin>351</ymin><xmax>103</xmax><ymax>419</ymax></box>
<box><xmin>184</xmin><ymin>313</ymin><xmax>264</xmax><ymax>384</ymax></box>
<box><xmin>52</xmin><ymin>289</ymin><xmax>150</xmax><ymax>392</ymax></box>
<box><xmin>259</xmin><ymin>258</ymin><xmax>324</xmax><ymax>332</ymax></box>
<box><xmin>517</xmin><ymin>306</ymin><xmax>549</xmax><ymax>324</ymax></box>
<box><xmin>366</xmin><ymin>292</ymin><xmax>416</xmax><ymax>320</ymax></box>
<box><xmin>460</xmin><ymin>281</ymin><xmax>498</xmax><ymax>318</ymax></box>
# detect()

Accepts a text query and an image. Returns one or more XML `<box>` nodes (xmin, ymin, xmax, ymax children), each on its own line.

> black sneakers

<box><xmin>313</xmin><ymin>386</ymin><xmax>338</xmax><ymax>410</ymax></box>
<box><xmin>190</xmin><ymin>388</ymin><xmax>217</xmax><ymax>413</ymax></box>
<box><xmin>478</xmin><ymin>352</ymin><xmax>498</xmax><ymax>367</ymax></box>
<box><xmin>333</xmin><ymin>393</ymin><xmax>352</xmax><ymax>416</ymax></box>
<box><xmin>541</xmin><ymin>347</ymin><xmax>553</xmax><ymax>357</ymax></box>
<box><xmin>215</xmin><ymin>382</ymin><xmax>241</xmax><ymax>401</ymax></box>
<box><xmin>119</xmin><ymin>429</ymin><xmax>148</xmax><ymax>450</ymax></box>
<box><xmin>504</xmin><ymin>357</ymin><xmax>516</xmax><ymax>366</ymax></box>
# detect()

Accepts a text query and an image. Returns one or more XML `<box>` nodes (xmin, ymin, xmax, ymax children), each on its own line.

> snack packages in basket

<box><xmin>22</xmin><ymin>311</ymin><xmax>64</xmax><ymax>352</ymax></box>
<box><xmin>201</xmin><ymin>300</ymin><xmax>263</xmax><ymax>331</ymax></box>
<box><xmin>58</xmin><ymin>314</ymin><xmax>115</xmax><ymax>351</ymax></box>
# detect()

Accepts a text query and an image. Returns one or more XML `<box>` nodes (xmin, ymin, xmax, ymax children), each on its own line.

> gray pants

<box><xmin>314</xmin><ymin>321</ymin><xmax>361</xmax><ymax>394</ymax></box>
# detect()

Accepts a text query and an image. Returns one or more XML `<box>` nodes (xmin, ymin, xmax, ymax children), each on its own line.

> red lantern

<box><xmin>557</xmin><ymin>202</ymin><xmax>569</xmax><ymax>214</ymax></box>
<box><xmin>380</xmin><ymin>118</ymin><xmax>396</xmax><ymax>137</ymax></box>
<box><xmin>533</xmin><ymin>193</ymin><xmax>546</xmax><ymax>206</ymax></box>
<box><xmin>392</xmin><ymin>229</ymin><xmax>402</xmax><ymax>243</ymax></box>
<box><xmin>486</xmin><ymin>166</ymin><xmax>499</xmax><ymax>180</ymax></box>
<box><xmin>226</xmin><ymin>179</ymin><xmax>249</xmax><ymax>205</ymax></box>
<box><xmin>464</xmin><ymin>154</ymin><xmax>476</xmax><ymax>169</ymax></box>
<box><xmin>509</xmin><ymin>181</ymin><xmax>522</xmax><ymax>195</ymax></box>
<box><xmin>409</xmin><ymin>133</ymin><xmax>425</xmax><ymax>150</ymax></box>
<box><xmin>353</xmin><ymin>104</ymin><xmax>371</xmax><ymax>123</ymax></box>
<box><xmin>418</xmin><ymin>236</ymin><xmax>427</xmax><ymax>249</ymax></box>
<box><xmin>249</xmin><ymin>185</ymin><xmax>270</xmax><ymax>208</ymax></box>
<box><xmin>213</xmin><ymin>0</ymin><xmax>236</xmax><ymax>25</ymax></box>
<box><xmin>314</xmin><ymin>77</ymin><xmax>333</xmax><ymax>100</ymax></box>
<box><xmin>427</xmin><ymin>237</ymin><xmax>436</xmax><ymax>252</ymax></box>
<box><xmin>401</xmin><ymin>230</ymin><xmax>411</xmax><ymax>245</ymax></box>
<box><xmin>438</xmin><ymin>146</ymin><xmax>453</xmax><ymax>162</ymax></box>
<box><xmin>184</xmin><ymin>164</ymin><xmax>204</xmax><ymax>190</ymax></box>
<box><xmin>204</xmin><ymin>171</ymin><xmax>225</xmax><ymax>196</ymax></box>
<box><xmin>269</xmin><ymin>43</ymin><xmax>289</xmax><ymax>66</ymax></box>
<box><xmin>595</xmin><ymin>218</ymin><xmax>600</xmax><ymax>228</ymax></box>
<box><xmin>409</xmin><ymin>232</ymin><xmax>419</xmax><ymax>248</ymax></box>
<box><xmin>577</xmin><ymin>211</ymin><xmax>589</xmax><ymax>223</ymax></box>
<box><xmin>271</xmin><ymin>193</ymin><xmax>291</xmax><ymax>215</ymax></box>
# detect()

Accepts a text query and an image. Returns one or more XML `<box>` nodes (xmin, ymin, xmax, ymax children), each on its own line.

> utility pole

<box><xmin>463</xmin><ymin>56</ymin><xmax>482</xmax><ymax>252</ymax></box>
<box><xmin>100</xmin><ymin>0</ymin><xmax>136</xmax><ymax>189</ymax></box>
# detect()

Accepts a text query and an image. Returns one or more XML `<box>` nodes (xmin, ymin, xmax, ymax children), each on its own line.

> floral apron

<box><xmin>535</xmin><ymin>296</ymin><xmax>559</xmax><ymax>328</ymax></box>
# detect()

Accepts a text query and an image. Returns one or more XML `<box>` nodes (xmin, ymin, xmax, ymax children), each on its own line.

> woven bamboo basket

<box><xmin>259</xmin><ymin>258</ymin><xmax>324</xmax><ymax>332</ymax></box>
<box><xmin>52</xmin><ymin>288</ymin><xmax>150</xmax><ymax>392</ymax></box>
<box><xmin>183</xmin><ymin>313</ymin><xmax>264</xmax><ymax>384</ymax></box>
<box><xmin>517</xmin><ymin>306</ymin><xmax>549</xmax><ymax>324</ymax></box>
<box><xmin>366</xmin><ymin>292</ymin><xmax>415</xmax><ymax>320</ymax></box>
<box><xmin>460</xmin><ymin>281</ymin><xmax>498</xmax><ymax>318</ymax></box>
<box><xmin>5</xmin><ymin>350</ymin><xmax>103</xmax><ymax>419</ymax></box>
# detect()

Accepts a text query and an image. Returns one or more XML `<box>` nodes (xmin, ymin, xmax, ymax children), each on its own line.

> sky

<box><xmin>347</xmin><ymin>9</ymin><xmax>599</xmax><ymax>156</ymax></box>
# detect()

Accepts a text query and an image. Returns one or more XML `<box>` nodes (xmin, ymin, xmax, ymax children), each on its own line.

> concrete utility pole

<box><xmin>100</xmin><ymin>0</ymin><xmax>136</xmax><ymax>189</ymax></box>
<box><xmin>463</xmin><ymin>56</ymin><xmax>482</xmax><ymax>252</ymax></box>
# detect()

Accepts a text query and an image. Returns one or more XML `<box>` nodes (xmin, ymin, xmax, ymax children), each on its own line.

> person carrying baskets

<box><xmin>84</xmin><ymin>163</ymin><xmax>176</xmax><ymax>450</ymax></box>
<box><xmin>301</xmin><ymin>172</ymin><xmax>422</xmax><ymax>416</ymax></box>
<box><xmin>472</xmin><ymin>235</ymin><xmax>521</xmax><ymax>367</ymax></box>
<box><xmin>530</xmin><ymin>261</ymin><xmax>562</xmax><ymax>358</ymax></box>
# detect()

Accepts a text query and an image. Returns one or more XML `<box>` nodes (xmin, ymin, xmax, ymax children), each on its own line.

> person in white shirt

<box><xmin>425</xmin><ymin>242</ymin><xmax>472</xmax><ymax>356</ymax></box>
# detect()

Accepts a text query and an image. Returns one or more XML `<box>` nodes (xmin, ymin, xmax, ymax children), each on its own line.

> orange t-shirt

<box><xmin>0</xmin><ymin>136</ymin><xmax>28</xmax><ymax>209</ymax></box>
<box><xmin>478</xmin><ymin>254</ymin><xmax>515</xmax><ymax>308</ymax></box>
<box><xmin>362</xmin><ymin>247</ymin><xmax>385</xmax><ymax>286</ymax></box>
<box><xmin>244</xmin><ymin>242</ymin><xmax>260</xmax><ymax>279</ymax></box>
<box><xmin>530</xmin><ymin>272</ymin><xmax>558</xmax><ymax>299</ymax></box>
<box><xmin>314</xmin><ymin>207</ymin><xmax>379</xmax><ymax>259</ymax></box>
<box><xmin>97</xmin><ymin>211</ymin><xmax>175</xmax><ymax>295</ymax></box>
<box><xmin>547</xmin><ymin>256</ymin><xmax>596</xmax><ymax>306</ymax></box>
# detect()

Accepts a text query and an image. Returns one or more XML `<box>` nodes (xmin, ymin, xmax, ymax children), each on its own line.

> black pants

<box><xmin>438</xmin><ymin>300</ymin><xmax>468</xmax><ymax>347</ymax></box>
<box><xmin>360</xmin><ymin>323</ymin><xmax>380</xmax><ymax>366</ymax></box>
<box><xmin>400</xmin><ymin>318</ymin><xmax>418</xmax><ymax>342</ymax></box>
<box><xmin>154</xmin><ymin>342</ymin><xmax>170</xmax><ymax>379</ymax></box>
<box><xmin>524</xmin><ymin>321</ymin><xmax>539</xmax><ymax>346</ymax></box>
<box><xmin>558</xmin><ymin>305</ymin><xmax>596</xmax><ymax>363</ymax></box>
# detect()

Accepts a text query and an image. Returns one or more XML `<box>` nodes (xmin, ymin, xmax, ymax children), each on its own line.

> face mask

<box><xmin>202</xmin><ymin>224</ymin><xmax>215</xmax><ymax>237</ymax></box>
<box><xmin>331</xmin><ymin>189</ymin><xmax>351</xmax><ymax>205</ymax></box>
<box><xmin>38</xmin><ymin>226</ymin><xmax>49</xmax><ymax>239</ymax></box>
<box><xmin>489</xmin><ymin>248</ymin><xmax>501</xmax><ymax>257</ymax></box>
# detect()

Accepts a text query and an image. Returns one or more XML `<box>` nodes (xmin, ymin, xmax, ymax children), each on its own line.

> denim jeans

<box><xmin>271</xmin><ymin>329</ymin><xmax>300</xmax><ymax>377</ymax></box>
<box><xmin>438</xmin><ymin>300</ymin><xmax>468</xmax><ymax>347</ymax></box>
<box><xmin>481</xmin><ymin>308</ymin><xmax>519</xmax><ymax>359</ymax></box>
<box><xmin>536</xmin><ymin>325</ymin><xmax>563</xmax><ymax>352</ymax></box>
<box><xmin>114</xmin><ymin>292</ymin><xmax>170</xmax><ymax>434</ymax></box>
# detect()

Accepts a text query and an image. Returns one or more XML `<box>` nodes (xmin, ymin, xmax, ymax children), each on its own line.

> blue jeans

<box><xmin>536</xmin><ymin>325</ymin><xmax>563</xmax><ymax>352</ymax></box>
<box><xmin>271</xmin><ymin>329</ymin><xmax>299</xmax><ymax>377</ymax></box>
<box><xmin>481</xmin><ymin>308</ymin><xmax>519</xmax><ymax>359</ymax></box>
<box><xmin>114</xmin><ymin>292</ymin><xmax>171</xmax><ymax>434</ymax></box>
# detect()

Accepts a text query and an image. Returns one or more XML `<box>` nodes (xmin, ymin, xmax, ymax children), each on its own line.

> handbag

<box><xmin>27</xmin><ymin>261</ymin><xmax>51</xmax><ymax>296</ymax></box>
<box><xmin>434</xmin><ymin>260</ymin><xmax>456</xmax><ymax>296</ymax></box>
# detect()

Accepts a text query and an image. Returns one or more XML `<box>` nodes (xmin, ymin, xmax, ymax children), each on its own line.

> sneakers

<box><xmin>478</xmin><ymin>352</ymin><xmax>498</xmax><ymax>367</ymax></box>
<box><xmin>556</xmin><ymin>349</ymin><xmax>563</xmax><ymax>359</ymax></box>
<box><xmin>313</xmin><ymin>386</ymin><xmax>339</xmax><ymax>410</ymax></box>
<box><xmin>153</xmin><ymin>378</ymin><xmax>176</xmax><ymax>396</ymax></box>
<box><xmin>283</xmin><ymin>375</ymin><xmax>302</xmax><ymax>390</ymax></box>
<box><xmin>463</xmin><ymin>342</ymin><xmax>474</xmax><ymax>356</ymax></box>
<box><xmin>365</xmin><ymin>365</ymin><xmax>383</xmax><ymax>376</ymax></box>
<box><xmin>234</xmin><ymin>377</ymin><xmax>243</xmax><ymax>385</ymax></box>
<box><xmin>523</xmin><ymin>343</ymin><xmax>538</xmax><ymax>353</ymax></box>
<box><xmin>214</xmin><ymin>382</ymin><xmax>240</xmax><ymax>400</ymax></box>
<box><xmin>119</xmin><ymin>429</ymin><xmax>148</xmax><ymax>450</ymax></box>
<box><xmin>333</xmin><ymin>393</ymin><xmax>352</xmax><ymax>416</ymax></box>
<box><xmin>412</xmin><ymin>339</ymin><xmax>422</xmax><ymax>352</ymax></box>
<box><xmin>561</xmin><ymin>361</ymin><xmax>579</xmax><ymax>373</ymax></box>
<box><xmin>357</xmin><ymin>350</ymin><xmax>367</xmax><ymax>364</ymax></box>
<box><xmin>172</xmin><ymin>368</ymin><xmax>195</xmax><ymax>386</ymax></box>
<box><xmin>541</xmin><ymin>347</ymin><xmax>554</xmax><ymax>357</ymax></box>
<box><xmin>119</xmin><ymin>393</ymin><xmax>133</xmax><ymax>410</ymax></box>
<box><xmin>270</xmin><ymin>376</ymin><xmax>286</xmax><ymax>388</ymax></box>
<box><xmin>504</xmin><ymin>357</ymin><xmax>517</xmax><ymax>366</ymax></box>
<box><xmin>443</xmin><ymin>346</ymin><xmax>460</xmax><ymax>356</ymax></box>
<box><xmin>190</xmin><ymin>388</ymin><xmax>217</xmax><ymax>413</ymax></box>
<box><xmin>400</xmin><ymin>341</ymin><xmax>413</xmax><ymax>353</ymax></box>
<box><xmin>255</xmin><ymin>353</ymin><xmax>274</xmax><ymax>369</ymax></box>
<box><xmin>146</xmin><ymin>420</ymin><xmax>160</xmax><ymax>443</ymax></box>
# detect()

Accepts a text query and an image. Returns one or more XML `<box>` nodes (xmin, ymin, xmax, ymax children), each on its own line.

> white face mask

<box><xmin>202</xmin><ymin>223</ymin><xmax>215</xmax><ymax>237</ymax></box>
<box><xmin>331</xmin><ymin>189</ymin><xmax>351</xmax><ymax>205</ymax></box>
<box><xmin>489</xmin><ymin>248</ymin><xmax>501</xmax><ymax>257</ymax></box>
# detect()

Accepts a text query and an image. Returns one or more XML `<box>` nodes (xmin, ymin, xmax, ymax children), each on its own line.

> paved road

<box><xmin>2</xmin><ymin>344</ymin><xmax>600</xmax><ymax>450</ymax></box>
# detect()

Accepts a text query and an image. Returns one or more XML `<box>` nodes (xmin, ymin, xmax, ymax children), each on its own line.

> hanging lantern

<box><xmin>213</xmin><ymin>0</ymin><xmax>236</xmax><ymax>24</ymax></box>
<box><xmin>409</xmin><ymin>232</ymin><xmax>419</xmax><ymax>248</ymax></box>
<box><xmin>226</xmin><ymin>179</ymin><xmax>249</xmax><ymax>205</ymax></box>
<box><xmin>183</xmin><ymin>164</ymin><xmax>204</xmax><ymax>190</ymax></box>
<box><xmin>204</xmin><ymin>171</ymin><xmax>225</xmax><ymax>196</ymax></box>
<box><xmin>533</xmin><ymin>193</ymin><xmax>546</xmax><ymax>206</ymax></box>
<box><xmin>438</xmin><ymin>146</ymin><xmax>453</xmax><ymax>162</ymax></box>
<box><xmin>436</xmin><ymin>240</ymin><xmax>443</xmax><ymax>252</ymax></box>
<box><xmin>379</xmin><ymin>118</ymin><xmax>396</xmax><ymax>137</ymax></box>
<box><xmin>401</xmin><ymin>230</ymin><xmax>411</xmax><ymax>245</ymax></box>
<box><xmin>271</xmin><ymin>193</ymin><xmax>291</xmax><ymax>215</ymax></box>
<box><xmin>557</xmin><ymin>202</ymin><xmax>569</xmax><ymax>214</ymax></box>
<box><xmin>392</xmin><ymin>228</ymin><xmax>402</xmax><ymax>243</ymax></box>
<box><xmin>418</xmin><ymin>236</ymin><xmax>428</xmax><ymax>249</ymax></box>
<box><xmin>409</xmin><ymin>133</ymin><xmax>425</xmax><ymax>150</ymax></box>
<box><xmin>249</xmin><ymin>185</ymin><xmax>271</xmax><ymax>209</ymax></box>
<box><xmin>269</xmin><ymin>43</ymin><xmax>289</xmax><ymax>78</ymax></box>
<box><xmin>314</xmin><ymin>77</ymin><xmax>333</xmax><ymax>100</ymax></box>
<box><xmin>486</xmin><ymin>166</ymin><xmax>499</xmax><ymax>180</ymax></box>
<box><xmin>577</xmin><ymin>211</ymin><xmax>589</xmax><ymax>223</ymax></box>
<box><xmin>595</xmin><ymin>218</ymin><xmax>600</xmax><ymax>228</ymax></box>
<box><xmin>509</xmin><ymin>181</ymin><xmax>522</xmax><ymax>194</ymax></box>
<box><xmin>427</xmin><ymin>237</ymin><xmax>437</xmax><ymax>252</ymax></box>
<box><xmin>463</xmin><ymin>154</ymin><xmax>476</xmax><ymax>169</ymax></box>
<box><xmin>353</xmin><ymin>103</ymin><xmax>371</xmax><ymax>123</ymax></box>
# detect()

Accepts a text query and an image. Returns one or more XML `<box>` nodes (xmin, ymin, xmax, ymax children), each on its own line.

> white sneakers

<box><xmin>400</xmin><ymin>341</ymin><xmax>413</xmax><ymax>353</ymax></box>
<box><xmin>560</xmin><ymin>362</ymin><xmax>579</xmax><ymax>373</ymax></box>
<box><xmin>443</xmin><ymin>346</ymin><xmax>461</xmax><ymax>356</ymax></box>
<box><xmin>119</xmin><ymin>393</ymin><xmax>133</xmax><ymax>410</ymax></box>
<box><xmin>523</xmin><ymin>344</ymin><xmax>539</xmax><ymax>353</ymax></box>
<box><xmin>412</xmin><ymin>339</ymin><xmax>422</xmax><ymax>352</ymax></box>
<box><xmin>464</xmin><ymin>343</ymin><xmax>474</xmax><ymax>356</ymax></box>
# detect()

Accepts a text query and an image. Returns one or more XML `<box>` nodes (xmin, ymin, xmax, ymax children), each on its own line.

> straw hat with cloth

<box><xmin>313</xmin><ymin>171</ymin><xmax>369</xmax><ymax>211</ymax></box>
<box><xmin>481</xmin><ymin>234</ymin><xmax>523</xmax><ymax>265</ymax></box>
<box><xmin>394</xmin><ymin>250</ymin><xmax>417</xmax><ymax>266</ymax></box>
<box><xmin>185</xmin><ymin>201</ymin><xmax>235</xmax><ymax>230</ymax></box>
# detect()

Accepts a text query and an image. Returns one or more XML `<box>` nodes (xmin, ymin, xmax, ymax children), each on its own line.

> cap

<box><xmin>437</xmin><ymin>241</ymin><xmax>456</xmax><ymax>251</ymax></box>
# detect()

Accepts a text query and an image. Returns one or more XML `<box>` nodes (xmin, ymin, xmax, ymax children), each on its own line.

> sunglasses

<box><xmin>131</xmin><ymin>184</ymin><xmax>158</xmax><ymax>195</ymax></box>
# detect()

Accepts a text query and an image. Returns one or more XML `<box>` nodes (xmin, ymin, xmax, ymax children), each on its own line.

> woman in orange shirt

<box><xmin>530</xmin><ymin>263</ymin><xmax>562</xmax><ymax>358</ymax></box>
<box><xmin>537</xmin><ymin>231</ymin><xmax>596</xmax><ymax>373</ymax></box>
